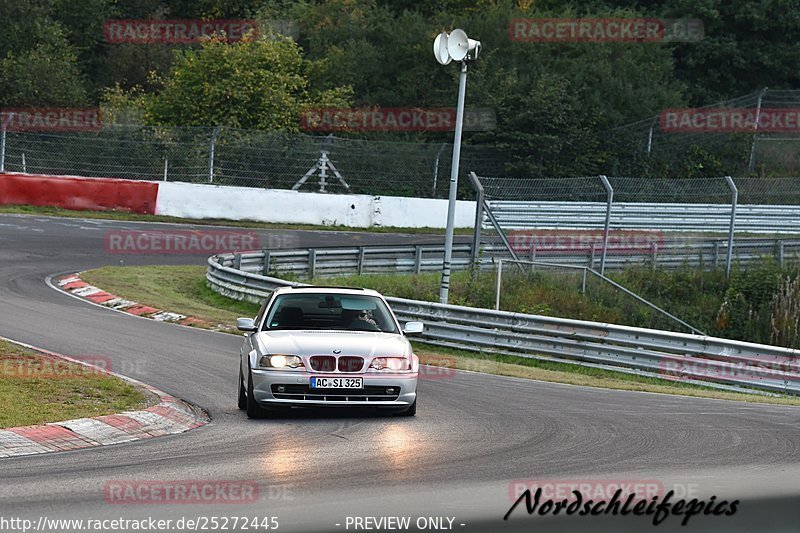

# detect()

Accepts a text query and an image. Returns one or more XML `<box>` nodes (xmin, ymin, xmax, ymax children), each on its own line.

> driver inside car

<box><xmin>341</xmin><ymin>308</ymin><xmax>379</xmax><ymax>330</ymax></box>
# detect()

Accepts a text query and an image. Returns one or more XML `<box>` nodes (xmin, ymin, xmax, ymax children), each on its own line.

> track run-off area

<box><xmin>1</xmin><ymin>214</ymin><xmax>799</xmax><ymax>532</ymax></box>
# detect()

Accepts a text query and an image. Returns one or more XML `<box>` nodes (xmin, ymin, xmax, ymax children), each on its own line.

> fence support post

<box><xmin>433</xmin><ymin>142</ymin><xmax>446</xmax><ymax>197</ymax></box>
<box><xmin>778</xmin><ymin>240</ymin><xmax>785</xmax><ymax>267</ymax></box>
<box><xmin>599</xmin><ymin>175</ymin><xmax>614</xmax><ymax>275</ymax></box>
<box><xmin>646</xmin><ymin>119</ymin><xmax>655</xmax><ymax>156</ymax></box>
<box><xmin>163</xmin><ymin>158</ymin><xmax>168</xmax><ymax>181</ymax></box>
<box><xmin>468</xmin><ymin>172</ymin><xmax>486</xmax><ymax>270</ymax></box>
<box><xmin>495</xmin><ymin>259</ymin><xmax>503</xmax><ymax>310</ymax></box>
<box><xmin>208</xmin><ymin>125</ymin><xmax>221</xmax><ymax>183</ymax></box>
<box><xmin>581</xmin><ymin>268</ymin><xmax>587</xmax><ymax>294</ymax></box>
<box><xmin>651</xmin><ymin>242</ymin><xmax>658</xmax><ymax>271</ymax></box>
<box><xmin>0</xmin><ymin>112</ymin><xmax>12</xmax><ymax>172</ymax></box>
<box><xmin>724</xmin><ymin>176</ymin><xmax>738</xmax><ymax>277</ymax></box>
<box><xmin>748</xmin><ymin>87</ymin><xmax>767</xmax><ymax>174</ymax></box>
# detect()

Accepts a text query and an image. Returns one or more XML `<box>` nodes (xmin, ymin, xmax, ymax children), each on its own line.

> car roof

<box><xmin>273</xmin><ymin>285</ymin><xmax>383</xmax><ymax>298</ymax></box>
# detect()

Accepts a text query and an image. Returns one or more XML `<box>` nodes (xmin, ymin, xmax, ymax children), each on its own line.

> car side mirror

<box><xmin>237</xmin><ymin>318</ymin><xmax>257</xmax><ymax>332</ymax></box>
<box><xmin>403</xmin><ymin>321</ymin><xmax>424</xmax><ymax>336</ymax></box>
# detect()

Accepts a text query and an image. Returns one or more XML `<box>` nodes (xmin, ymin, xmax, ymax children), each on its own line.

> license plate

<box><xmin>310</xmin><ymin>377</ymin><xmax>363</xmax><ymax>389</ymax></box>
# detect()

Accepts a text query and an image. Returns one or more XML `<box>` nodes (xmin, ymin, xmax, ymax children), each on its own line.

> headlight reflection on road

<box><xmin>378</xmin><ymin>423</ymin><xmax>420</xmax><ymax>471</ymax></box>
<box><xmin>261</xmin><ymin>441</ymin><xmax>304</xmax><ymax>479</ymax></box>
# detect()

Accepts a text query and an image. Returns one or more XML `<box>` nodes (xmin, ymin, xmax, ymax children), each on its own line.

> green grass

<box><xmin>0</xmin><ymin>204</ymin><xmax>472</xmax><ymax>234</ymax></box>
<box><xmin>76</xmin><ymin>264</ymin><xmax>800</xmax><ymax>405</ymax></box>
<box><xmin>0</xmin><ymin>340</ymin><xmax>151</xmax><ymax>428</ymax></box>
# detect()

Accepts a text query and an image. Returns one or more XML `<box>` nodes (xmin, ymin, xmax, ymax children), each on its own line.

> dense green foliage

<box><xmin>3</xmin><ymin>0</ymin><xmax>799</xmax><ymax>176</ymax></box>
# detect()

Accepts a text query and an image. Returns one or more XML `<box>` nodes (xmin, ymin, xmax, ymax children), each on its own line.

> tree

<box><xmin>0</xmin><ymin>0</ymin><xmax>88</xmax><ymax>106</ymax></box>
<box><xmin>0</xmin><ymin>29</ymin><xmax>88</xmax><ymax>107</ymax></box>
<box><xmin>145</xmin><ymin>34</ymin><xmax>352</xmax><ymax>130</ymax></box>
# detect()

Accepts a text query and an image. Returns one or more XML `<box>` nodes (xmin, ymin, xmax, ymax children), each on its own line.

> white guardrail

<box><xmin>488</xmin><ymin>201</ymin><xmax>800</xmax><ymax>233</ymax></box>
<box><xmin>208</xmin><ymin>248</ymin><xmax>800</xmax><ymax>397</ymax></box>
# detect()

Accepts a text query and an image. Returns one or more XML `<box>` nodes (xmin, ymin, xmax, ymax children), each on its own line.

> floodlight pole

<box><xmin>439</xmin><ymin>61</ymin><xmax>468</xmax><ymax>304</ymax></box>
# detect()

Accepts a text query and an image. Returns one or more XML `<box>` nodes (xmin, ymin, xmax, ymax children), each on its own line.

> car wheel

<box><xmin>246</xmin><ymin>368</ymin><xmax>264</xmax><ymax>419</ymax></box>
<box><xmin>398</xmin><ymin>398</ymin><xmax>417</xmax><ymax>417</ymax></box>
<box><xmin>237</xmin><ymin>365</ymin><xmax>247</xmax><ymax>410</ymax></box>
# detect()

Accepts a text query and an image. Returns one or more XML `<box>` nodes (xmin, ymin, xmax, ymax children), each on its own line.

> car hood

<box><xmin>255</xmin><ymin>330</ymin><xmax>410</xmax><ymax>357</ymax></box>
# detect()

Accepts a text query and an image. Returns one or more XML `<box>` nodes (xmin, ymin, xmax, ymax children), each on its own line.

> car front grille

<box><xmin>309</xmin><ymin>356</ymin><xmax>336</xmax><ymax>372</ymax></box>
<box><xmin>338</xmin><ymin>356</ymin><xmax>364</xmax><ymax>372</ymax></box>
<box><xmin>271</xmin><ymin>384</ymin><xmax>400</xmax><ymax>402</ymax></box>
<box><xmin>309</xmin><ymin>355</ymin><xmax>364</xmax><ymax>372</ymax></box>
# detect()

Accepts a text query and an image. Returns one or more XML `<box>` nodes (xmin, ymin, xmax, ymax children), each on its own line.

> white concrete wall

<box><xmin>155</xmin><ymin>182</ymin><xmax>476</xmax><ymax>228</ymax></box>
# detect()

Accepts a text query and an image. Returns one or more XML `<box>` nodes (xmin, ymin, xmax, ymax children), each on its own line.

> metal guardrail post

<box><xmin>358</xmin><ymin>247</ymin><xmax>366</xmax><ymax>275</ymax></box>
<box><xmin>208</xmin><ymin>125</ymin><xmax>221</xmax><ymax>183</ymax></box>
<box><xmin>233</xmin><ymin>253</ymin><xmax>242</xmax><ymax>270</ymax></box>
<box><xmin>309</xmin><ymin>249</ymin><xmax>317</xmax><ymax>278</ymax></box>
<box><xmin>262</xmin><ymin>251</ymin><xmax>271</xmax><ymax>276</ymax></box>
<box><xmin>778</xmin><ymin>240</ymin><xmax>785</xmax><ymax>267</ymax></box>
<box><xmin>599</xmin><ymin>175</ymin><xmax>614</xmax><ymax>275</ymax></box>
<box><xmin>414</xmin><ymin>246</ymin><xmax>423</xmax><ymax>274</ymax></box>
<box><xmin>724</xmin><ymin>176</ymin><xmax>738</xmax><ymax>277</ymax></box>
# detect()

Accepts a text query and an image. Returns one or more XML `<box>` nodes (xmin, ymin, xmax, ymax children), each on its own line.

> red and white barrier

<box><xmin>0</xmin><ymin>172</ymin><xmax>158</xmax><ymax>214</ymax></box>
<box><xmin>0</xmin><ymin>172</ymin><xmax>475</xmax><ymax>228</ymax></box>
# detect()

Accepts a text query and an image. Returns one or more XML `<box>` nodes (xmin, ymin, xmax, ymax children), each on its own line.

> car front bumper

<box><xmin>251</xmin><ymin>369</ymin><xmax>418</xmax><ymax>408</ymax></box>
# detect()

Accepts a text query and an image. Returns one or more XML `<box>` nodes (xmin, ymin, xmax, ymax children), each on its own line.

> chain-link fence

<box><xmin>602</xmin><ymin>89</ymin><xmax>800</xmax><ymax>177</ymax></box>
<box><xmin>0</xmin><ymin>124</ymin><xmax>506</xmax><ymax>199</ymax></box>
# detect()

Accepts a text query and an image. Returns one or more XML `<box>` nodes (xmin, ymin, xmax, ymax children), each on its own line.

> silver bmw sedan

<box><xmin>236</xmin><ymin>286</ymin><xmax>423</xmax><ymax>418</ymax></box>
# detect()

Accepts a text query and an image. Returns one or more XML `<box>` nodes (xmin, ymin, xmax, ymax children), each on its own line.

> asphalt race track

<box><xmin>1</xmin><ymin>213</ymin><xmax>800</xmax><ymax>532</ymax></box>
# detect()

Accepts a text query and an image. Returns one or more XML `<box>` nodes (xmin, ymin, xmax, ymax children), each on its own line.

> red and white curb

<box><xmin>55</xmin><ymin>273</ymin><xmax>219</xmax><ymax>329</ymax></box>
<box><xmin>0</xmin><ymin>338</ymin><xmax>210</xmax><ymax>458</ymax></box>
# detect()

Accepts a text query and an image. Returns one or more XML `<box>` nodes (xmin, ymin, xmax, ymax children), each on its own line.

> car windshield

<box><xmin>262</xmin><ymin>293</ymin><xmax>398</xmax><ymax>333</ymax></box>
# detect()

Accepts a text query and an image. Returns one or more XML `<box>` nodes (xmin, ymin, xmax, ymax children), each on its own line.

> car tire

<box><xmin>246</xmin><ymin>368</ymin><xmax>264</xmax><ymax>419</ymax></box>
<box><xmin>237</xmin><ymin>365</ymin><xmax>247</xmax><ymax>410</ymax></box>
<box><xmin>398</xmin><ymin>398</ymin><xmax>417</xmax><ymax>417</ymax></box>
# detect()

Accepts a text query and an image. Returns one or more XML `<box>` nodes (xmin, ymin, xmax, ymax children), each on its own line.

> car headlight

<box><xmin>369</xmin><ymin>357</ymin><xmax>410</xmax><ymax>371</ymax></box>
<box><xmin>259</xmin><ymin>355</ymin><xmax>304</xmax><ymax>369</ymax></box>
